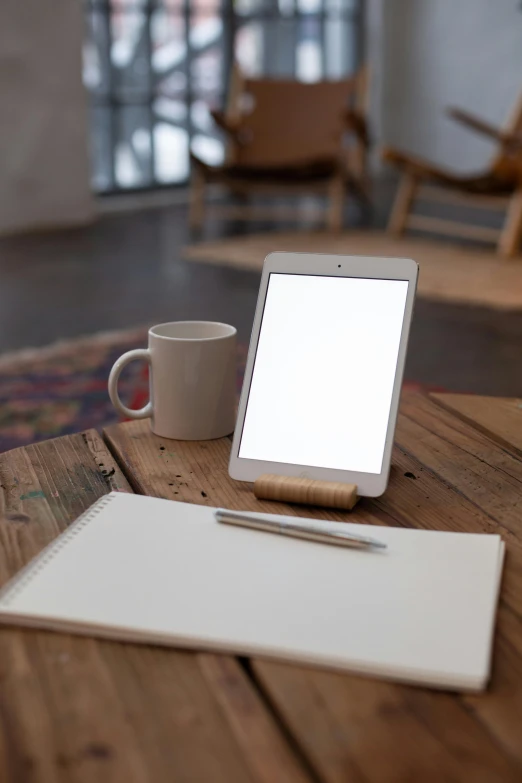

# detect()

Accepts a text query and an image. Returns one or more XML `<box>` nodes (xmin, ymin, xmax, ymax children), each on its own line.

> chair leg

<box><xmin>498</xmin><ymin>187</ymin><xmax>522</xmax><ymax>258</ymax></box>
<box><xmin>189</xmin><ymin>167</ymin><xmax>206</xmax><ymax>232</ymax></box>
<box><xmin>387</xmin><ymin>172</ymin><xmax>418</xmax><ymax>236</ymax></box>
<box><xmin>354</xmin><ymin>142</ymin><xmax>371</xmax><ymax>199</ymax></box>
<box><xmin>327</xmin><ymin>174</ymin><xmax>344</xmax><ymax>232</ymax></box>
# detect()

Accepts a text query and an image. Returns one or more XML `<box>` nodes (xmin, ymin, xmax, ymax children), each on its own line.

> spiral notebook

<box><xmin>0</xmin><ymin>492</ymin><xmax>505</xmax><ymax>691</ymax></box>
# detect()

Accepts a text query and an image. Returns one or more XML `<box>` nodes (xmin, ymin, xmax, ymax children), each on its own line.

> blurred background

<box><xmin>1</xmin><ymin>0</ymin><xmax>522</xmax><ymax>451</ymax></box>
<box><xmin>85</xmin><ymin>0</ymin><xmax>360</xmax><ymax>190</ymax></box>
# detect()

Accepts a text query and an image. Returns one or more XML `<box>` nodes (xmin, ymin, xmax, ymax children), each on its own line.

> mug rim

<box><xmin>149</xmin><ymin>320</ymin><xmax>237</xmax><ymax>342</ymax></box>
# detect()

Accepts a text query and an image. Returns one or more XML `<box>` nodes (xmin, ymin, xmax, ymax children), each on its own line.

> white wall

<box><xmin>0</xmin><ymin>1</ymin><xmax>94</xmax><ymax>234</ymax></box>
<box><xmin>368</xmin><ymin>0</ymin><xmax>522</xmax><ymax>173</ymax></box>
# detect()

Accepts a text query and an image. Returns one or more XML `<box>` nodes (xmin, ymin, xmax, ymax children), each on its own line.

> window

<box><xmin>83</xmin><ymin>0</ymin><xmax>363</xmax><ymax>192</ymax></box>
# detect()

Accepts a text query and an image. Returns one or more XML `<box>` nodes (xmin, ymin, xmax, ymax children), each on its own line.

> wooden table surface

<box><xmin>1</xmin><ymin>391</ymin><xmax>522</xmax><ymax>782</ymax></box>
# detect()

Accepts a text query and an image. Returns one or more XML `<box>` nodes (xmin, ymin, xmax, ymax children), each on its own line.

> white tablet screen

<box><xmin>238</xmin><ymin>273</ymin><xmax>409</xmax><ymax>474</ymax></box>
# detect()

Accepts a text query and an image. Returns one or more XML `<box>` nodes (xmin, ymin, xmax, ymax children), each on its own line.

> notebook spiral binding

<box><xmin>0</xmin><ymin>493</ymin><xmax>116</xmax><ymax>607</ymax></box>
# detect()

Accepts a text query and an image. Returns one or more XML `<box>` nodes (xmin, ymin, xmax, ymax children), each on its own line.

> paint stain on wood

<box><xmin>19</xmin><ymin>490</ymin><xmax>45</xmax><ymax>501</ymax></box>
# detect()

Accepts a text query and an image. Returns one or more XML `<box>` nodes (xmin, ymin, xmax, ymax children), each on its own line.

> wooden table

<box><xmin>1</xmin><ymin>391</ymin><xmax>522</xmax><ymax>783</ymax></box>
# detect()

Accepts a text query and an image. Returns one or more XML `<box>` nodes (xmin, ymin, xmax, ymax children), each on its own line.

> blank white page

<box><xmin>238</xmin><ymin>274</ymin><xmax>409</xmax><ymax>474</ymax></box>
<box><xmin>0</xmin><ymin>492</ymin><xmax>504</xmax><ymax>691</ymax></box>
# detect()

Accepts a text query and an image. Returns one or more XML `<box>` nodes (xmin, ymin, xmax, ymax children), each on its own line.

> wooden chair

<box><xmin>189</xmin><ymin>67</ymin><xmax>370</xmax><ymax>233</ymax></box>
<box><xmin>382</xmin><ymin>93</ymin><xmax>522</xmax><ymax>257</ymax></box>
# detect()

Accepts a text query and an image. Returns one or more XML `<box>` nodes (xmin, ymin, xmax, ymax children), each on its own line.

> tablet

<box><xmin>229</xmin><ymin>252</ymin><xmax>418</xmax><ymax>497</ymax></box>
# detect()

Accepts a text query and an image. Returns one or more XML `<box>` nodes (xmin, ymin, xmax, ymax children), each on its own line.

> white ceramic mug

<box><xmin>108</xmin><ymin>321</ymin><xmax>237</xmax><ymax>440</ymax></box>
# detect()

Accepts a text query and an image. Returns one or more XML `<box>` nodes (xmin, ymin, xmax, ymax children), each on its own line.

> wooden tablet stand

<box><xmin>253</xmin><ymin>474</ymin><xmax>359</xmax><ymax>511</ymax></box>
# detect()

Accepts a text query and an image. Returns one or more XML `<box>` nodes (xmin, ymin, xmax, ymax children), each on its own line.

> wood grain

<box><xmin>252</xmin><ymin>664</ymin><xmax>520</xmax><ymax>783</ymax></box>
<box><xmin>394</xmin><ymin>393</ymin><xmax>522</xmax><ymax>763</ymax></box>
<box><xmin>0</xmin><ymin>430</ymin><xmax>311</xmax><ymax>783</ymax></box>
<box><xmin>430</xmin><ymin>393</ymin><xmax>522</xmax><ymax>457</ymax></box>
<box><xmin>199</xmin><ymin>655</ymin><xmax>311</xmax><ymax>783</ymax></box>
<box><xmin>103</xmin><ymin>420</ymin><xmax>384</xmax><ymax>526</ymax></box>
<box><xmin>0</xmin><ymin>431</ymin><xmax>132</xmax><ymax>584</ymax></box>
<box><xmin>104</xmin><ymin>393</ymin><xmax>522</xmax><ymax>782</ymax></box>
<box><xmin>254</xmin><ymin>474</ymin><xmax>358</xmax><ymax>510</ymax></box>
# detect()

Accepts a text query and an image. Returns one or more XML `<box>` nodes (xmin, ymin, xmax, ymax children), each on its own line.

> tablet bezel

<box><xmin>228</xmin><ymin>252</ymin><xmax>418</xmax><ymax>497</ymax></box>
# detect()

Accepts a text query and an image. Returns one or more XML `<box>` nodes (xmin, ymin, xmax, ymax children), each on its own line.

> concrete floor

<box><xmin>1</xmin><ymin>192</ymin><xmax>522</xmax><ymax>396</ymax></box>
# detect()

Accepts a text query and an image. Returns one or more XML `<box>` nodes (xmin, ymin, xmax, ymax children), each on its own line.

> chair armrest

<box><xmin>343</xmin><ymin>109</ymin><xmax>371</xmax><ymax>147</ymax></box>
<box><xmin>210</xmin><ymin>109</ymin><xmax>241</xmax><ymax>139</ymax></box>
<box><xmin>447</xmin><ymin>107</ymin><xmax>510</xmax><ymax>142</ymax></box>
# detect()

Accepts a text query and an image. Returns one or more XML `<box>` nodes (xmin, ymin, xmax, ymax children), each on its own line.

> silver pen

<box><xmin>215</xmin><ymin>509</ymin><xmax>387</xmax><ymax>550</ymax></box>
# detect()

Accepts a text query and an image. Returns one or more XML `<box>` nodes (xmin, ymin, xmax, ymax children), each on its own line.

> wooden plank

<box><xmin>198</xmin><ymin>655</ymin><xmax>315</xmax><ymax>783</ymax></box>
<box><xmin>430</xmin><ymin>393</ymin><xmax>522</xmax><ymax>457</ymax></box>
<box><xmin>0</xmin><ymin>431</ymin><xmax>310</xmax><ymax>783</ymax></box>
<box><xmin>253</xmin><ymin>664</ymin><xmax>520</xmax><ymax>783</ymax></box>
<box><xmin>0</xmin><ymin>431</ymin><xmax>132</xmax><ymax>581</ymax></box>
<box><xmin>256</xmin><ymin>392</ymin><xmax>522</xmax><ymax>777</ymax></box>
<box><xmin>393</xmin><ymin>392</ymin><xmax>522</xmax><ymax>762</ymax></box>
<box><xmin>103</xmin><ymin>420</ymin><xmax>385</xmax><ymax>525</ymax></box>
<box><xmin>104</xmin><ymin>405</ymin><xmax>522</xmax><ymax>781</ymax></box>
<box><xmin>397</xmin><ymin>392</ymin><xmax>522</xmax><ymax>543</ymax></box>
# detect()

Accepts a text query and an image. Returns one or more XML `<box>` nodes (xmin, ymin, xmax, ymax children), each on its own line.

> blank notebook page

<box><xmin>0</xmin><ymin>492</ymin><xmax>504</xmax><ymax>691</ymax></box>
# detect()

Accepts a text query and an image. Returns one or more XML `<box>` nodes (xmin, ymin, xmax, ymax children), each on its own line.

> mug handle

<box><xmin>108</xmin><ymin>349</ymin><xmax>152</xmax><ymax>420</ymax></box>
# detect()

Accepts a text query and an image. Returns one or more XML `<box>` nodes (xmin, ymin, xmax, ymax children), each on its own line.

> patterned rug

<box><xmin>0</xmin><ymin>327</ymin><xmax>441</xmax><ymax>454</ymax></box>
<box><xmin>0</xmin><ymin>329</ymin><xmax>148</xmax><ymax>453</ymax></box>
<box><xmin>0</xmin><ymin>328</ymin><xmax>248</xmax><ymax>454</ymax></box>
